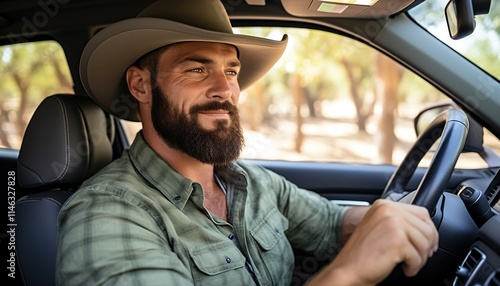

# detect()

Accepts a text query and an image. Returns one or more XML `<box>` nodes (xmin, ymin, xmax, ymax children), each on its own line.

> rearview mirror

<box><xmin>414</xmin><ymin>103</ymin><xmax>484</xmax><ymax>153</ymax></box>
<box><xmin>445</xmin><ymin>0</ymin><xmax>491</xmax><ymax>40</ymax></box>
<box><xmin>445</xmin><ymin>0</ymin><xmax>475</xmax><ymax>40</ymax></box>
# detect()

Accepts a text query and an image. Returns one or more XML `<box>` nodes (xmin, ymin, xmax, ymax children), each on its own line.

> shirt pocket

<box><xmin>250</xmin><ymin>207</ymin><xmax>289</xmax><ymax>250</ymax></box>
<box><xmin>189</xmin><ymin>240</ymin><xmax>252</xmax><ymax>285</ymax></box>
<box><xmin>250</xmin><ymin>207</ymin><xmax>294</xmax><ymax>284</ymax></box>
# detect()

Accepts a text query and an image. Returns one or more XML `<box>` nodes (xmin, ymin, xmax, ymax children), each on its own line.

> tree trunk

<box><xmin>341</xmin><ymin>58</ymin><xmax>367</xmax><ymax>133</ymax></box>
<box><xmin>303</xmin><ymin>88</ymin><xmax>316</xmax><ymax>118</ymax></box>
<box><xmin>12</xmin><ymin>73</ymin><xmax>29</xmax><ymax>138</ymax></box>
<box><xmin>373</xmin><ymin>53</ymin><xmax>403</xmax><ymax>164</ymax></box>
<box><xmin>0</xmin><ymin>102</ymin><xmax>12</xmax><ymax>148</ymax></box>
<box><xmin>292</xmin><ymin>73</ymin><xmax>304</xmax><ymax>153</ymax></box>
<box><xmin>51</xmin><ymin>57</ymin><xmax>73</xmax><ymax>93</ymax></box>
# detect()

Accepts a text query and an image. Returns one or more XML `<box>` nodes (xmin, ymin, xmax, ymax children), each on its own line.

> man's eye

<box><xmin>189</xmin><ymin>68</ymin><xmax>203</xmax><ymax>73</ymax></box>
<box><xmin>226</xmin><ymin>70</ymin><xmax>238</xmax><ymax>76</ymax></box>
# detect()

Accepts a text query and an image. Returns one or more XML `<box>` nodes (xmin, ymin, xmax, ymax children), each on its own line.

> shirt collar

<box><xmin>128</xmin><ymin>132</ymin><xmax>195</xmax><ymax>209</ymax></box>
<box><xmin>127</xmin><ymin>132</ymin><xmax>248</xmax><ymax>209</ymax></box>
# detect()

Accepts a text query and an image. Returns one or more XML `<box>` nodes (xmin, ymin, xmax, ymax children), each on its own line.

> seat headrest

<box><xmin>17</xmin><ymin>94</ymin><xmax>115</xmax><ymax>189</ymax></box>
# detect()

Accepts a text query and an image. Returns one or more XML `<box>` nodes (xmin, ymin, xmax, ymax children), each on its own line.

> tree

<box><xmin>373</xmin><ymin>53</ymin><xmax>403</xmax><ymax>164</ymax></box>
<box><xmin>0</xmin><ymin>41</ymin><xmax>73</xmax><ymax>148</ymax></box>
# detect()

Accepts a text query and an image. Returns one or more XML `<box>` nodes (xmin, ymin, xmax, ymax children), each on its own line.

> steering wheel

<box><xmin>378</xmin><ymin>108</ymin><xmax>469</xmax><ymax>285</ymax></box>
<box><xmin>381</xmin><ymin>108</ymin><xmax>469</xmax><ymax>214</ymax></box>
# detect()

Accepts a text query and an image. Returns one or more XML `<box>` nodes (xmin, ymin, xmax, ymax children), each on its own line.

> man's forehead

<box><xmin>163</xmin><ymin>42</ymin><xmax>239</xmax><ymax>60</ymax></box>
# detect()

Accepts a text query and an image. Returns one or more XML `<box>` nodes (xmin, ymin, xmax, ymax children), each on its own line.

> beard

<box><xmin>150</xmin><ymin>84</ymin><xmax>244</xmax><ymax>166</ymax></box>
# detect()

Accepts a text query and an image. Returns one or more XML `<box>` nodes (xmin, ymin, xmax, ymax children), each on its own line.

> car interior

<box><xmin>1</xmin><ymin>0</ymin><xmax>499</xmax><ymax>285</ymax></box>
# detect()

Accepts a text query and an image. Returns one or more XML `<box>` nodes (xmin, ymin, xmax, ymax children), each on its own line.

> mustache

<box><xmin>190</xmin><ymin>101</ymin><xmax>237</xmax><ymax>114</ymax></box>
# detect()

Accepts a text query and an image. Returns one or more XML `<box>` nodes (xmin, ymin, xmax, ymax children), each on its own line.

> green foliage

<box><xmin>237</xmin><ymin>27</ymin><xmax>374</xmax><ymax>101</ymax></box>
<box><xmin>0</xmin><ymin>41</ymin><xmax>72</xmax><ymax>148</ymax></box>
<box><xmin>236</xmin><ymin>27</ymin><xmax>448</xmax><ymax>110</ymax></box>
<box><xmin>0</xmin><ymin>41</ymin><xmax>72</xmax><ymax>105</ymax></box>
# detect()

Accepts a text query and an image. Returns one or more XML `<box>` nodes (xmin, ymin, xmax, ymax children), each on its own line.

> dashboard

<box><xmin>452</xmin><ymin>167</ymin><xmax>500</xmax><ymax>286</ymax></box>
<box><xmin>453</xmin><ymin>215</ymin><xmax>500</xmax><ymax>285</ymax></box>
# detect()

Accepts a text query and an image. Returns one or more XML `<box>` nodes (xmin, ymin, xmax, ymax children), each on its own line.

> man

<box><xmin>56</xmin><ymin>0</ymin><xmax>438</xmax><ymax>285</ymax></box>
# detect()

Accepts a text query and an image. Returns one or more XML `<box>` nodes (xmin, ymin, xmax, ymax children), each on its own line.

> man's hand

<box><xmin>308</xmin><ymin>199</ymin><xmax>439</xmax><ymax>286</ymax></box>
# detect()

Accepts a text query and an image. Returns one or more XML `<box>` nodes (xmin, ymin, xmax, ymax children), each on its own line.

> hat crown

<box><xmin>138</xmin><ymin>0</ymin><xmax>233</xmax><ymax>34</ymax></box>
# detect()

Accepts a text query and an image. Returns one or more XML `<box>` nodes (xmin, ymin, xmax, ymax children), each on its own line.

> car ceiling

<box><xmin>0</xmin><ymin>0</ymin><xmax>425</xmax><ymax>40</ymax></box>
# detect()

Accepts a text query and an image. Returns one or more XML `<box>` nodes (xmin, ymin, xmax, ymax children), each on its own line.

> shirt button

<box><xmin>174</xmin><ymin>195</ymin><xmax>181</xmax><ymax>201</ymax></box>
<box><xmin>228</xmin><ymin>233</ymin><xmax>235</xmax><ymax>240</ymax></box>
<box><xmin>274</xmin><ymin>227</ymin><xmax>280</xmax><ymax>233</ymax></box>
<box><xmin>225</xmin><ymin>257</ymin><xmax>231</xmax><ymax>263</ymax></box>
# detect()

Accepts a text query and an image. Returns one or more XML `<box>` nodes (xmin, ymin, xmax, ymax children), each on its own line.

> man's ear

<box><xmin>126</xmin><ymin>66</ymin><xmax>151</xmax><ymax>103</ymax></box>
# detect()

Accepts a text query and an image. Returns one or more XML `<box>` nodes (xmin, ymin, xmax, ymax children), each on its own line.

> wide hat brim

<box><xmin>80</xmin><ymin>17</ymin><xmax>288</xmax><ymax>121</ymax></box>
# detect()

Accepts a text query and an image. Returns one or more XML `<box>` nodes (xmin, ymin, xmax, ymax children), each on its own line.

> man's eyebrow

<box><xmin>178</xmin><ymin>57</ymin><xmax>212</xmax><ymax>65</ymax></box>
<box><xmin>177</xmin><ymin>57</ymin><xmax>241</xmax><ymax>67</ymax></box>
<box><xmin>228</xmin><ymin>60</ymin><xmax>241</xmax><ymax>67</ymax></box>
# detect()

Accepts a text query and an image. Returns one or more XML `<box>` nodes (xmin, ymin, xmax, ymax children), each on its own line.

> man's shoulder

<box><xmin>94</xmin><ymin>152</ymin><xmax>131</xmax><ymax>176</ymax></box>
<box><xmin>59</xmin><ymin>149</ymin><xmax>159</xmax><ymax>216</ymax></box>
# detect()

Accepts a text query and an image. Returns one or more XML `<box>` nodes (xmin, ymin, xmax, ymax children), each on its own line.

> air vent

<box><xmin>454</xmin><ymin>248</ymin><xmax>486</xmax><ymax>285</ymax></box>
<box><xmin>487</xmin><ymin>269</ymin><xmax>500</xmax><ymax>286</ymax></box>
<box><xmin>486</xmin><ymin>183</ymin><xmax>500</xmax><ymax>203</ymax></box>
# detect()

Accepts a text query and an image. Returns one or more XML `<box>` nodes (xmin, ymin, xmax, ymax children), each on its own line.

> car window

<box><xmin>121</xmin><ymin>27</ymin><xmax>500</xmax><ymax>169</ymax></box>
<box><xmin>0</xmin><ymin>40</ymin><xmax>73</xmax><ymax>150</ymax></box>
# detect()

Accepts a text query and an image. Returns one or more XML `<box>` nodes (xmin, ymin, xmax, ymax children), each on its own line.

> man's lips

<box><xmin>199</xmin><ymin>109</ymin><xmax>230</xmax><ymax>118</ymax></box>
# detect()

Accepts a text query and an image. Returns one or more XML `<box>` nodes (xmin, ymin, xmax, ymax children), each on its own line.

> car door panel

<box><xmin>246</xmin><ymin>159</ymin><xmax>490</xmax><ymax>204</ymax></box>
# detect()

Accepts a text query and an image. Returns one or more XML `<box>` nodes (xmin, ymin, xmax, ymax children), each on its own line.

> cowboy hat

<box><xmin>80</xmin><ymin>0</ymin><xmax>288</xmax><ymax>121</ymax></box>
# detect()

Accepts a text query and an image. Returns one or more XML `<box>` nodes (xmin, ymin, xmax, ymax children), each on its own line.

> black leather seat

<box><xmin>16</xmin><ymin>94</ymin><xmax>116</xmax><ymax>286</ymax></box>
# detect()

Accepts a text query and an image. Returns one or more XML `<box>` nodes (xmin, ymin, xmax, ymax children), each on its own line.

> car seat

<box><xmin>15</xmin><ymin>94</ymin><xmax>116</xmax><ymax>286</ymax></box>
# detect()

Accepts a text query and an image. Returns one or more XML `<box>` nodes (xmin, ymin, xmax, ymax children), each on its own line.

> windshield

<box><xmin>408</xmin><ymin>0</ymin><xmax>500</xmax><ymax>81</ymax></box>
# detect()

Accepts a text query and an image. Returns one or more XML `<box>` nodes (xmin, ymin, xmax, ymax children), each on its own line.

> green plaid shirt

<box><xmin>56</xmin><ymin>133</ymin><xmax>349</xmax><ymax>286</ymax></box>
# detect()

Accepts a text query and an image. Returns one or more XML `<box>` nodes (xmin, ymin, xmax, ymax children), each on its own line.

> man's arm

<box><xmin>56</xmin><ymin>187</ymin><xmax>193</xmax><ymax>286</ymax></box>
<box><xmin>339</xmin><ymin>204</ymin><xmax>369</xmax><ymax>245</ymax></box>
<box><xmin>307</xmin><ymin>199</ymin><xmax>439</xmax><ymax>286</ymax></box>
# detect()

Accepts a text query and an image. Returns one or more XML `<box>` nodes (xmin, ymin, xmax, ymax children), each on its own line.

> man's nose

<box><xmin>207</xmin><ymin>71</ymin><xmax>233</xmax><ymax>100</ymax></box>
